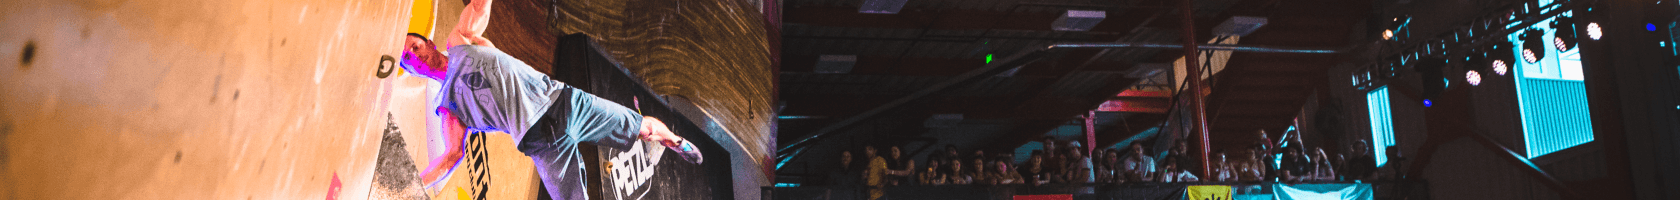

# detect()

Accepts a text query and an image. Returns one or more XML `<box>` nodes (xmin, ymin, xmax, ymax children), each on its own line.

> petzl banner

<box><xmin>556</xmin><ymin>34</ymin><xmax>729</xmax><ymax>200</ymax></box>
<box><xmin>1186</xmin><ymin>185</ymin><xmax>1232</xmax><ymax>200</ymax></box>
<box><xmin>1273</xmin><ymin>183</ymin><xmax>1374</xmax><ymax>200</ymax></box>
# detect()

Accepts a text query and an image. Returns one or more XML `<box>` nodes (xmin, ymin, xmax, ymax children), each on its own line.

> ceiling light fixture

<box><xmin>1587</xmin><ymin>22</ymin><xmax>1603</xmax><ymax>40</ymax></box>
<box><xmin>1466</xmin><ymin>70</ymin><xmax>1483</xmax><ymax>86</ymax></box>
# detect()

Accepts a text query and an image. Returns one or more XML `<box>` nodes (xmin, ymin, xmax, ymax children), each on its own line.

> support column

<box><xmin>1086</xmin><ymin>111</ymin><xmax>1097</xmax><ymax>155</ymax></box>
<box><xmin>1177</xmin><ymin>0</ymin><xmax>1212</xmax><ymax>177</ymax></box>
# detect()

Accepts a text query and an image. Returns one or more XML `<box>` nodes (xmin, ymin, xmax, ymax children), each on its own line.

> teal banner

<box><xmin>1272</xmin><ymin>183</ymin><xmax>1374</xmax><ymax>200</ymax></box>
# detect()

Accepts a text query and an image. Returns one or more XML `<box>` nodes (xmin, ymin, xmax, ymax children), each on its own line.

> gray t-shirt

<box><xmin>441</xmin><ymin>45</ymin><xmax>563</xmax><ymax>140</ymax></box>
<box><xmin>441</xmin><ymin>45</ymin><xmax>643</xmax><ymax>200</ymax></box>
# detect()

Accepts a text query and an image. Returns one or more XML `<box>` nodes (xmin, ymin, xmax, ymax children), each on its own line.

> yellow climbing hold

<box><xmin>455</xmin><ymin>187</ymin><xmax>470</xmax><ymax>200</ymax></box>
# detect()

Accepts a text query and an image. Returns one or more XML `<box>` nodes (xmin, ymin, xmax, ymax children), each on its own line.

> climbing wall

<box><xmin>0</xmin><ymin>0</ymin><xmax>450</xmax><ymax>199</ymax></box>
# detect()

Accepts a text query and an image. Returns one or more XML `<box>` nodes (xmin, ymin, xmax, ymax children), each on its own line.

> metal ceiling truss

<box><xmin>1352</xmin><ymin>0</ymin><xmax>1592</xmax><ymax>92</ymax></box>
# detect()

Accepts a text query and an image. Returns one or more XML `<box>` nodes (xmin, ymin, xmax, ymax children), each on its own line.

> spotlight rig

<box><xmin>1520</xmin><ymin>28</ymin><xmax>1548</xmax><ymax>63</ymax></box>
<box><xmin>1553</xmin><ymin>15</ymin><xmax>1579</xmax><ymax>51</ymax></box>
<box><xmin>1489</xmin><ymin>42</ymin><xmax>1516</xmax><ymax>76</ymax></box>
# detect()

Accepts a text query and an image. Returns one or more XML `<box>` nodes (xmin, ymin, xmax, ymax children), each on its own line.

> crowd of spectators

<box><xmin>821</xmin><ymin>130</ymin><xmax>1382</xmax><ymax>199</ymax></box>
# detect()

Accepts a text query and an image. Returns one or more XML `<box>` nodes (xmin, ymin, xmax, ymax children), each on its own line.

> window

<box><xmin>1509</xmin><ymin>11</ymin><xmax>1594</xmax><ymax>158</ymax></box>
<box><xmin>1366</xmin><ymin>87</ymin><xmax>1396</xmax><ymax>167</ymax></box>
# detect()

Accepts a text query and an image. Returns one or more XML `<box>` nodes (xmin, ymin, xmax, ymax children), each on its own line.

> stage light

<box><xmin>1553</xmin><ymin>16</ymin><xmax>1578</xmax><ymax>51</ymax></box>
<box><xmin>1466</xmin><ymin>70</ymin><xmax>1483</xmax><ymax>86</ymax></box>
<box><xmin>1648</xmin><ymin>23</ymin><xmax>1657</xmax><ymax>31</ymax></box>
<box><xmin>1466</xmin><ymin>53</ymin><xmax>1492</xmax><ymax>83</ymax></box>
<box><xmin>1587</xmin><ymin>22</ymin><xmax>1603</xmax><ymax>40</ymax></box>
<box><xmin>1491</xmin><ymin>43</ymin><xmax>1518</xmax><ymax>75</ymax></box>
<box><xmin>1493</xmin><ymin>60</ymin><xmax>1508</xmax><ymax>75</ymax></box>
<box><xmin>1383</xmin><ymin>16</ymin><xmax>1410</xmax><ymax>40</ymax></box>
<box><xmin>1522</xmin><ymin>49</ymin><xmax>1538</xmax><ymax>63</ymax></box>
<box><xmin>1521</xmin><ymin>29</ymin><xmax>1547</xmax><ymax>63</ymax></box>
<box><xmin>1423</xmin><ymin>99</ymin><xmax>1433</xmax><ymax>107</ymax></box>
<box><xmin>1490</xmin><ymin>43</ymin><xmax>1516</xmax><ymax>76</ymax></box>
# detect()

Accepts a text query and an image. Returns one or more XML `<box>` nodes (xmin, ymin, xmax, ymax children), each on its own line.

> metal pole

<box><xmin>1178</xmin><ymin>0</ymin><xmax>1212</xmax><ymax>177</ymax></box>
<box><xmin>1086</xmin><ymin>111</ymin><xmax>1097</xmax><ymax>155</ymax></box>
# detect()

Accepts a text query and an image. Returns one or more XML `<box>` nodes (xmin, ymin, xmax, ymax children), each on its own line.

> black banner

<box><xmin>551</xmin><ymin>33</ymin><xmax>733</xmax><ymax>200</ymax></box>
<box><xmin>1089</xmin><ymin>185</ymin><xmax>1188</xmax><ymax>200</ymax></box>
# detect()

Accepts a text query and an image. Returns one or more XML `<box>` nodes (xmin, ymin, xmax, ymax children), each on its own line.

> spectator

<box><xmin>826</xmin><ymin>151</ymin><xmax>861</xmax><ymax>200</ymax></box>
<box><xmin>1093</xmin><ymin>149</ymin><xmax>1112</xmax><ymax>183</ymax></box>
<box><xmin>1092</xmin><ymin>149</ymin><xmax>1106</xmax><ymax>167</ymax></box>
<box><xmin>864</xmin><ymin>146</ymin><xmax>888</xmax><ymax>200</ymax></box>
<box><xmin>1334</xmin><ymin>153</ymin><xmax>1346</xmax><ymax>181</ymax></box>
<box><xmin>944</xmin><ymin>145</ymin><xmax>961</xmax><ymax>160</ymax></box>
<box><xmin>1344</xmin><ymin>140</ymin><xmax>1377</xmax><ymax>181</ymax></box>
<box><xmin>999</xmin><ymin>153</ymin><xmax>1017</xmax><ymax>169</ymax></box>
<box><xmin>1160</xmin><ymin>140</ymin><xmax>1191</xmax><ymax>176</ymax></box>
<box><xmin>968</xmin><ymin>156</ymin><xmax>990</xmax><ymax>184</ymax></box>
<box><xmin>829</xmin><ymin>151</ymin><xmax>861</xmax><ymax>186</ymax></box>
<box><xmin>1158</xmin><ymin>156</ymin><xmax>1200</xmax><ymax>183</ymax></box>
<box><xmin>948</xmin><ymin>157</ymin><xmax>972</xmax><ymax>184</ymax></box>
<box><xmin>1279</xmin><ymin>146</ymin><xmax>1309</xmax><ymax>182</ymax></box>
<box><xmin>1040</xmin><ymin>137</ymin><xmax>1067</xmax><ymax>183</ymax></box>
<box><xmin>1255</xmin><ymin>130</ymin><xmax>1274</xmax><ymax>155</ymax></box>
<box><xmin>989</xmin><ymin>157</ymin><xmax>1024</xmax><ymax>185</ymax></box>
<box><xmin>1255</xmin><ymin>130</ymin><xmax>1277</xmax><ymax>181</ymax></box>
<box><xmin>1121</xmin><ymin>143</ymin><xmax>1156</xmax><ymax>182</ymax></box>
<box><xmin>1311</xmin><ymin>148</ymin><xmax>1336</xmax><ymax>182</ymax></box>
<box><xmin>1239</xmin><ymin>147</ymin><xmax>1265</xmax><ymax>182</ymax></box>
<box><xmin>886</xmin><ymin>146</ymin><xmax>915</xmax><ymax>186</ymax></box>
<box><xmin>920</xmin><ymin>157</ymin><xmax>945</xmax><ymax>185</ymax></box>
<box><xmin>1022</xmin><ymin>151</ymin><xmax>1051</xmax><ymax>185</ymax></box>
<box><xmin>1092</xmin><ymin>149</ymin><xmax>1108</xmax><ymax>182</ymax></box>
<box><xmin>1211</xmin><ymin>150</ymin><xmax>1237</xmax><ymax>182</ymax></box>
<box><xmin>1101</xmin><ymin>149</ymin><xmax>1123</xmax><ymax>183</ymax></box>
<box><xmin>1066</xmin><ymin>146</ymin><xmax>1095</xmax><ymax>184</ymax></box>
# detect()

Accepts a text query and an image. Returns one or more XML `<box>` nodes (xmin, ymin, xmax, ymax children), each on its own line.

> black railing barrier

<box><xmin>767</xmin><ymin>181</ymin><xmax>1429</xmax><ymax>200</ymax></box>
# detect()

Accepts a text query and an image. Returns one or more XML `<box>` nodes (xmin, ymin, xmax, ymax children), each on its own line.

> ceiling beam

<box><xmin>777</xmin><ymin>47</ymin><xmax>1055</xmax><ymax>169</ymax></box>
<box><xmin>781</xmin><ymin>55</ymin><xmax>1133</xmax><ymax>76</ymax></box>
<box><xmin>783</xmin><ymin>6</ymin><xmax>1151</xmax><ymax>34</ymax></box>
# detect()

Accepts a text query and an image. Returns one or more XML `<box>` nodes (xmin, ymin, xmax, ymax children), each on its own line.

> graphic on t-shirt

<box><xmin>460</xmin><ymin>72</ymin><xmax>492</xmax><ymax>90</ymax></box>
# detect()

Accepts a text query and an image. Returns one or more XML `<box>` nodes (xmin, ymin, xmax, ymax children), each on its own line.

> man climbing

<box><xmin>400</xmin><ymin>0</ymin><xmax>696</xmax><ymax>199</ymax></box>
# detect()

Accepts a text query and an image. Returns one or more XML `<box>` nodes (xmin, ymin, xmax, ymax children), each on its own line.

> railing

<box><xmin>767</xmin><ymin>181</ymin><xmax>1428</xmax><ymax>200</ymax></box>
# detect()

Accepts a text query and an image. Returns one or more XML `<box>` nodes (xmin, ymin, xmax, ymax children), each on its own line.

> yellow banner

<box><xmin>1186</xmin><ymin>185</ymin><xmax>1233</xmax><ymax>200</ymax></box>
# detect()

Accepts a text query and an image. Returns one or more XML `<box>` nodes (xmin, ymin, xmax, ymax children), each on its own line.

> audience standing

<box><xmin>1158</xmin><ymin>156</ymin><xmax>1201</xmax><ymax>183</ymax></box>
<box><xmin>1040</xmin><ymin>137</ymin><xmax>1067</xmax><ymax>183</ymax></box>
<box><xmin>863</xmin><ymin>146</ymin><xmax>888</xmax><ymax>200</ymax></box>
<box><xmin>1101</xmin><ymin>150</ymin><xmax>1123</xmax><ymax>183</ymax></box>
<box><xmin>1211</xmin><ymin>150</ymin><xmax>1237</xmax><ymax>182</ymax></box>
<box><xmin>919</xmin><ymin>157</ymin><xmax>946</xmax><ymax>185</ymax></box>
<box><xmin>968</xmin><ymin>156</ymin><xmax>989</xmax><ymax>184</ymax></box>
<box><xmin>1066</xmin><ymin>146</ymin><xmax>1095</xmax><ymax>184</ymax></box>
<box><xmin>826</xmin><ymin>151</ymin><xmax>861</xmax><ymax>200</ymax></box>
<box><xmin>1022</xmin><ymin>151</ymin><xmax>1051</xmax><ymax>185</ymax></box>
<box><xmin>1121</xmin><ymin>143</ymin><xmax>1156</xmax><ymax>182</ymax></box>
<box><xmin>888</xmin><ymin>146</ymin><xmax>917</xmax><ymax>186</ymax></box>
<box><xmin>1344</xmin><ymin>140</ymin><xmax>1377</xmax><ymax>181</ymax></box>
<box><xmin>948</xmin><ymin>156</ymin><xmax>972</xmax><ymax>184</ymax></box>
<box><xmin>989</xmin><ymin>157</ymin><xmax>1023</xmax><ymax>185</ymax></box>
<box><xmin>817</xmin><ymin>127</ymin><xmax>1385</xmax><ymax>195</ymax></box>
<box><xmin>1310</xmin><ymin>148</ymin><xmax>1337</xmax><ymax>182</ymax></box>
<box><xmin>1239</xmin><ymin>147</ymin><xmax>1265</xmax><ymax>182</ymax></box>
